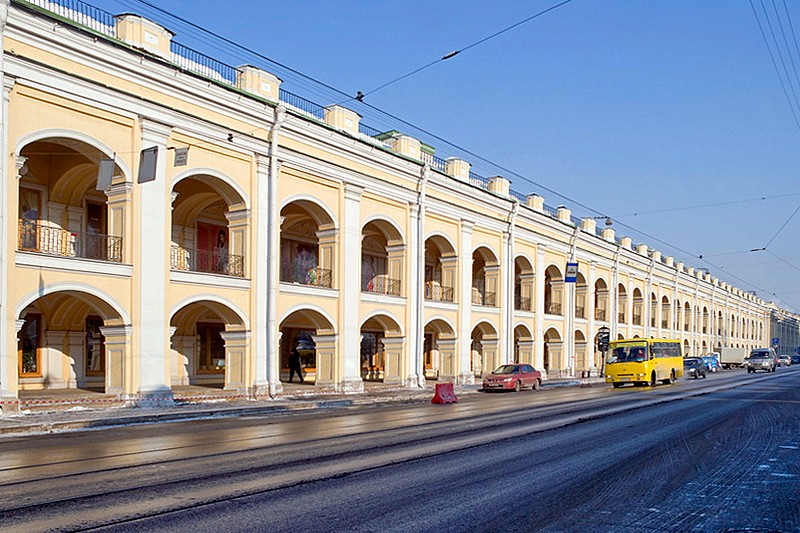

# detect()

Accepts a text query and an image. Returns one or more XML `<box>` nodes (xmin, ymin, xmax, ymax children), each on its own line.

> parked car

<box><xmin>702</xmin><ymin>355</ymin><xmax>721</xmax><ymax>372</ymax></box>
<box><xmin>792</xmin><ymin>354</ymin><xmax>800</xmax><ymax>365</ymax></box>
<box><xmin>482</xmin><ymin>364</ymin><xmax>542</xmax><ymax>392</ymax></box>
<box><xmin>744</xmin><ymin>348</ymin><xmax>778</xmax><ymax>373</ymax></box>
<box><xmin>683</xmin><ymin>357</ymin><xmax>707</xmax><ymax>379</ymax></box>
<box><xmin>778</xmin><ymin>354</ymin><xmax>792</xmax><ymax>367</ymax></box>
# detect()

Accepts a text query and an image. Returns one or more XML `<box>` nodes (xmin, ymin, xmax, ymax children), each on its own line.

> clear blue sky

<box><xmin>87</xmin><ymin>0</ymin><xmax>800</xmax><ymax>313</ymax></box>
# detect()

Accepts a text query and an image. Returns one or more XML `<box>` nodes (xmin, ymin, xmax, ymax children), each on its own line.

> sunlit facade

<box><xmin>1</xmin><ymin>0</ymin><xmax>796</xmax><ymax>407</ymax></box>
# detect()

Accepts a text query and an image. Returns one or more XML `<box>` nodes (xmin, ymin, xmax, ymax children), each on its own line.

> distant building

<box><xmin>1</xmin><ymin>0</ymin><xmax>797</xmax><ymax>406</ymax></box>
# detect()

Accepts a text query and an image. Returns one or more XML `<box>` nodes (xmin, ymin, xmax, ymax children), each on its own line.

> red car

<box><xmin>481</xmin><ymin>364</ymin><xmax>542</xmax><ymax>392</ymax></box>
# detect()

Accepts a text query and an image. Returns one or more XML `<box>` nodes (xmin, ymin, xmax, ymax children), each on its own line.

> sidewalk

<box><xmin>0</xmin><ymin>377</ymin><xmax>598</xmax><ymax>437</ymax></box>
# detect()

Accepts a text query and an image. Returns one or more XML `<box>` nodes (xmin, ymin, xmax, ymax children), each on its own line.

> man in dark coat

<box><xmin>288</xmin><ymin>346</ymin><xmax>304</xmax><ymax>383</ymax></box>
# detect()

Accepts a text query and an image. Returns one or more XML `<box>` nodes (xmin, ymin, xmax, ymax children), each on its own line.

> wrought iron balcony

<box><xmin>575</xmin><ymin>305</ymin><xmax>586</xmax><ymax>319</ymax></box>
<box><xmin>280</xmin><ymin>265</ymin><xmax>332</xmax><ymax>288</ymax></box>
<box><xmin>595</xmin><ymin>308</ymin><xmax>607</xmax><ymax>321</ymax></box>
<box><xmin>171</xmin><ymin>246</ymin><xmax>244</xmax><ymax>277</ymax></box>
<box><xmin>425</xmin><ymin>282</ymin><xmax>454</xmax><ymax>302</ymax></box>
<box><xmin>546</xmin><ymin>302</ymin><xmax>563</xmax><ymax>315</ymax></box>
<box><xmin>514</xmin><ymin>294</ymin><xmax>532</xmax><ymax>311</ymax></box>
<box><xmin>363</xmin><ymin>275</ymin><xmax>401</xmax><ymax>296</ymax></box>
<box><xmin>18</xmin><ymin>220</ymin><xmax>122</xmax><ymax>263</ymax></box>
<box><xmin>472</xmin><ymin>288</ymin><xmax>497</xmax><ymax>307</ymax></box>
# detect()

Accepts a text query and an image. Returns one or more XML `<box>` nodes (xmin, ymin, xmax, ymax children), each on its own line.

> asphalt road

<box><xmin>1</xmin><ymin>367</ymin><xmax>798</xmax><ymax>532</ymax></box>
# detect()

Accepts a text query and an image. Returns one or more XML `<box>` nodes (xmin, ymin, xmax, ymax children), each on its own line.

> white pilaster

<box><xmin>0</xmin><ymin>42</ymin><xmax>13</xmax><ymax>401</ymax></box>
<box><xmin>535</xmin><ymin>244</ymin><xmax>546</xmax><ymax>369</ymax></box>
<box><xmin>458</xmin><ymin>219</ymin><xmax>473</xmax><ymax>384</ymax></box>
<box><xmin>341</xmin><ymin>183</ymin><xmax>364</xmax><ymax>392</ymax></box>
<box><xmin>136</xmin><ymin>118</ymin><xmax>172</xmax><ymax>400</ymax></box>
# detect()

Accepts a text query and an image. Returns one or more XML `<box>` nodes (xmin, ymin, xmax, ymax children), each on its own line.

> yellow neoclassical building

<box><xmin>1</xmin><ymin>0</ymin><xmax>796</xmax><ymax>407</ymax></box>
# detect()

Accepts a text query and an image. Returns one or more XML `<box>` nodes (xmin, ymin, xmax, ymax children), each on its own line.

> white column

<box><xmin>136</xmin><ymin>118</ymin><xmax>172</xmax><ymax>401</ymax></box>
<box><xmin>340</xmin><ymin>183</ymin><xmax>364</xmax><ymax>392</ymax></box>
<box><xmin>535</xmin><ymin>244</ymin><xmax>546</xmax><ymax>369</ymax></box>
<box><xmin>408</xmin><ymin>201</ymin><xmax>422</xmax><ymax>387</ymax></box>
<box><xmin>265</xmin><ymin>106</ymin><xmax>285</xmax><ymax>397</ymax></box>
<box><xmin>254</xmin><ymin>154</ymin><xmax>272</xmax><ymax>396</ymax></box>
<box><xmin>501</xmin><ymin>231</ymin><xmax>511</xmax><ymax>364</ymax></box>
<box><xmin>0</xmin><ymin>4</ymin><xmax>14</xmax><ymax>401</ymax></box>
<box><xmin>458</xmin><ymin>219</ymin><xmax>474</xmax><ymax>384</ymax></box>
<box><xmin>587</xmin><ymin>261</ymin><xmax>596</xmax><ymax>370</ymax></box>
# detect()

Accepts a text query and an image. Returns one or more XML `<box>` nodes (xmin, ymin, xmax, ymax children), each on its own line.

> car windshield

<box><xmin>750</xmin><ymin>351</ymin><xmax>770</xmax><ymax>358</ymax></box>
<box><xmin>684</xmin><ymin>358</ymin><xmax>701</xmax><ymax>366</ymax></box>
<box><xmin>493</xmin><ymin>365</ymin><xmax>519</xmax><ymax>374</ymax></box>
<box><xmin>607</xmin><ymin>345</ymin><xmax>648</xmax><ymax>364</ymax></box>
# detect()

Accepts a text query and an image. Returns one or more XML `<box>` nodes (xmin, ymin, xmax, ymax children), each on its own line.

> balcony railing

<box><xmin>575</xmin><ymin>305</ymin><xmax>586</xmax><ymax>319</ymax></box>
<box><xmin>18</xmin><ymin>221</ymin><xmax>122</xmax><ymax>262</ymax></box>
<box><xmin>632</xmin><ymin>313</ymin><xmax>642</xmax><ymax>326</ymax></box>
<box><xmin>662</xmin><ymin>320</ymin><xmax>669</xmax><ymax>328</ymax></box>
<box><xmin>618</xmin><ymin>312</ymin><xmax>626</xmax><ymax>323</ymax></box>
<box><xmin>425</xmin><ymin>282</ymin><xmax>454</xmax><ymax>303</ymax></box>
<box><xmin>514</xmin><ymin>294</ymin><xmax>532</xmax><ymax>311</ymax></box>
<box><xmin>595</xmin><ymin>308</ymin><xmax>607</xmax><ymax>321</ymax></box>
<box><xmin>171</xmin><ymin>246</ymin><xmax>244</xmax><ymax>277</ymax></box>
<box><xmin>546</xmin><ymin>302</ymin><xmax>563</xmax><ymax>315</ymax></box>
<box><xmin>472</xmin><ymin>288</ymin><xmax>497</xmax><ymax>307</ymax></box>
<box><xmin>363</xmin><ymin>275</ymin><xmax>401</xmax><ymax>296</ymax></box>
<box><xmin>280</xmin><ymin>265</ymin><xmax>332</xmax><ymax>288</ymax></box>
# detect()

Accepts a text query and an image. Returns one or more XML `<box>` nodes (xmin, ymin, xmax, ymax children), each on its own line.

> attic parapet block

<box><xmin>687</xmin><ymin>267</ymin><xmax>695</xmax><ymax>276</ymax></box>
<box><xmin>580</xmin><ymin>218</ymin><xmax>597</xmax><ymax>233</ymax></box>
<box><xmin>665</xmin><ymin>256</ymin><xmax>674</xmax><ymax>267</ymax></box>
<box><xmin>324</xmin><ymin>104</ymin><xmax>361</xmax><ymax>136</ymax></box>
<box><xmin>601</xmin><ymin>227</ymin><xmax>615</xmax><ymax>242</ymax></box>
<box><xmin>391</xmin><ymin>134</ymin><xmax>422</xmax><ymax>160</ymax></box>
<box><xmin>676</xmin><ymin>261</ymin><xmax>684</xmax><ymax>272</ymax></box>
<box><xmin>556</xmin><ymin>206</ymin><xmax>571</xmax><ymax>223</ymax></box>
<box><xmin>636</xmin><ymin>244</ymin><xmax>648</xmax><ymax>256</ymax></box>
<box><xmin>115</xmin><ymin>14</ymin><xmax>173</xmax><ymax>61</ymax></box>
<box><xmin>488</xmin><ymin>176</ymin><xmax>510</xmax><ymax>196</ymax></box>
<box><xmin>620</xmin><ymin>236</ymin><xmax>633</xmax><ymax>250</ymax></box>
<box><xmin>527</xmin><ymin>194</ymin><xmax>545</xmax><ymax>213</ymax></box>
<box><xmin>445</xmin><ymin>157</ymin><xmax>471</xmax><ymax>181</ymax></box>
<box><xmin>651</xmin><ymin>250</ymin><xmax>662</xmax><ymax>262</ymax></box>
<box><xmin>236</xmin><ymin>65</ymin><xmax>281</xmax><ymax>102</ymax></box>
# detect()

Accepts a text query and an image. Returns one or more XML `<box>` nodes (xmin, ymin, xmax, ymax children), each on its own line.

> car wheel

<box><xmin>702</xmin><ymin>372</ymin><xmax>707</xmax><ymax>379</ymax></box>
<box><xmin>531</xmin><ymin>379</ymin><xmax>539</xmax><ymax>391</ymax></box>
<box><xmin>514</xmin><ymin>380</ymin><xmax>520</xmax><ymax>392</ymax></box>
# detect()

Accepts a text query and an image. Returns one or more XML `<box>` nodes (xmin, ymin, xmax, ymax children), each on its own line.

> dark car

<box><xmin>792</xmin><ymin>354</ymin><xmax>800</xmax><ymax>365</ymax></box>
<box><xmin>683</xmin><ymin>357</ymin><xmax>707</xmax><ymax>379</ymax></box>
<box><xmin>482</xmin><ymin>364</ymin><xmax>542</xmax><ymax>392</ymax></box>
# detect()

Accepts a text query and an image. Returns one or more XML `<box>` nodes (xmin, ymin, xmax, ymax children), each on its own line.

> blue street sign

<box><xmin>772</xmin><ymin>338</ymin><xmax>779</xmax><ymax>346</ymax></box>
<box><xmin>565</xmin><ymin>262</ymin><xmax>578</xmax><ymax>283</ymax></box>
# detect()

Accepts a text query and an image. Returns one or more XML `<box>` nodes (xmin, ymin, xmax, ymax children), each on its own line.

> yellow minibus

<box><xmin>605</xmin><ymin>338</ymin><xmax>683</xmax><ymax>388</ymax></box>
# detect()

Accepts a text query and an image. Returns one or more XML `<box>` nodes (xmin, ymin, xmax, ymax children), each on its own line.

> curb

<box><xmin>0</xmin><ymin>379</ymin><xmax>599</xmax><ymax>436</ymax></box>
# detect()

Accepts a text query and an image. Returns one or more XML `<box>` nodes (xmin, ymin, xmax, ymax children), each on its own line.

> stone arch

<box><xmin>15</xmin><ymin>286</ymin><xmax>129</xmax><ymax>394</ymax></box>
<box><xmin>170</xmin><ymin>298</ymin><xmax>249</xmax><ymax>390</ymax></box>
<box><xmin>361</xmin><ymin>217</ymin><xmax>405</xmax><ymax>296</ymax></box>
<box><xmin>545</xmin><ymin>265</ymin><xmax>564</xmax><ymax>316</ymax></box>
<box><xmin>423</xmin><ymin>317</ymin><xmax>457</xmax><ymax>380</ymax></box>
<box><xmin>16</xmin><ymin>128</ymin><xmax>132</xmax><ymax>182</ymax></box>
<box><xmin>471</xmin><ymin>320</ymin><xmax>499</xmax><ymax>377</ymax></box>
<box><xmin>172</xmin><ymin>167</ymin><xmax>250</xmax><ymax>211</ymax></box>
<box><xmin>543</xmin><ymin>327</ymin><xmax>563</xmax><ymax>375</ymax></box>
<box><xmin>280</xmin><ymin>307</ymin><xmax>337</xmax><ymax>387</ymax></box>
<box><xmin>360</xmin><ymin>312</ymin><xmax>404</xmax><ymax>383</ymax></box>
<box><xmin>513</xmin><ymin>323</ymin><xmax>534</xmax><ymax>365</ymax></box>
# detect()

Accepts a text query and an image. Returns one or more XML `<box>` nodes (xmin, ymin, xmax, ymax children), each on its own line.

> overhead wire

<box><xmin>347</xmin><ymin>0</ymin><xmax>576</xmax><ymax>103</ymax></box>
<box><xmin>749</xmin><ymin>0</ymin><xmax>800</xmax><ymax>130</ymax></box>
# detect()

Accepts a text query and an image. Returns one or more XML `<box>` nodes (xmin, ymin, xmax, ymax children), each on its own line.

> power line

<box><xmin>763</xmin><ymin>201</ymin><xmax>800</xmax><ymax>248</ymax></box>
<box><xmin>354</xmin><ymin>0</ymin><xmax>576</xmax><ymax>101</ymax></box>
<box><xmin>749</xmin><ymin>0</ymin><xmax>800</xmax><ymax>131</ymax></box>
<box><xmin>612</xmin><ymin>192</ymin><xmax>800</xmax><ymax>218</ymax></box>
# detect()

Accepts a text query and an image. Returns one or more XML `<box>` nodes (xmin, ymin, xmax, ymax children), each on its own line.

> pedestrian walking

<box><xmin>288</xmin><ymin>346</ymin><xmax>304</xmax><ymax>383</ymax></box>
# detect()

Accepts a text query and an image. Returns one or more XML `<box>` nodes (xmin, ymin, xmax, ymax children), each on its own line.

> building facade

<box><xmin>1</xmin><ymin>0</ymin><xmax>797</xmax><ymax>407</ymax></box>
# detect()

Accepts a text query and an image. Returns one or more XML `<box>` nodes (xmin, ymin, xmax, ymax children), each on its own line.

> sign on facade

<box><xmin>565</xmin><ymin>262</ymin><xmax>578</xmax><ymax>283</ymax></box>
<box><xmin>173</xmin><ymin>146</ymin><xmax>189</xmax><ymax>166</ymax></box>
<box><xmin>772</xmin><ymin>337</ymin><xmax>779</xmax><ymax>346</ymax></box>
